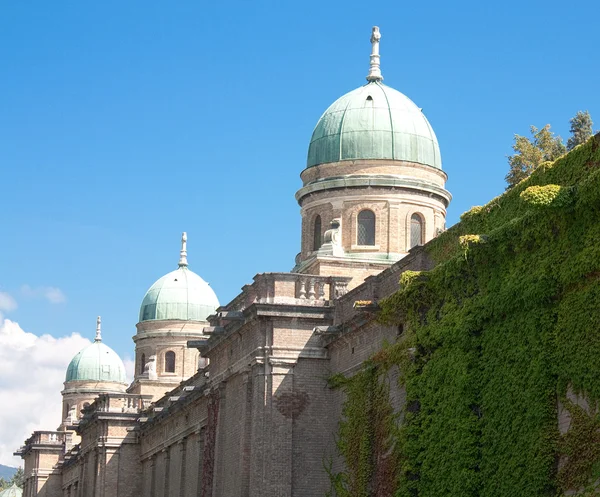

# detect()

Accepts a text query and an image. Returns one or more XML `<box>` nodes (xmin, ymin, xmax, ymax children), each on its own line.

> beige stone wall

<box><xmin>61</xmin><ymin>380</ymin><xmax>127</xmax><ymax>429</ymax></box>
<box><xmin>300</xmin><ymin>159</ymin><xmax>448</xmax><ymax>188</ymax></box>
<box><xmin>131</xmin><ymin>319</ymin><xmax>210</xmax><ymax>401</ymax></box>
<box><xmin>139</xmin><ymin>372</ymin><xmax>210</xmax><ymax>497</ymax></box>
<box><xmin>299</xmin><ymin>186</ymin><xmax>447</xmax><ymax>261</ymax></box>
<box><xmin>304</xmin><ymin>259</ymin><xmax>391</xmax><ymax>291</ymax></box>
<box><xmin>20</xmin><ymin>433</ymin><xmax>65</xmax><ymax>497</ymax></box>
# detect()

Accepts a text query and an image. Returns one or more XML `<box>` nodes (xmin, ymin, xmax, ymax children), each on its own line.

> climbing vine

<box><xmin>327</xmin><ymin>360</ymin><xmax>400</xmax><ymax>497</ymax></box>
<box><xmin>557</xmin><ymin>399</ymin><xmax>600</xmax><ymax>494</ymax></box>
<box><xmin>329</xmin><ymin>134</ymin><xmax>600</xmax><ymax>496</ymax></box>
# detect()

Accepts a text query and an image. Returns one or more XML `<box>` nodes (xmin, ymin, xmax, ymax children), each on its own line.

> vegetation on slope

<box><xmin>329</xmin><ymin>134</ymin><xmax>600</xmax><ymax>496</ymax></box>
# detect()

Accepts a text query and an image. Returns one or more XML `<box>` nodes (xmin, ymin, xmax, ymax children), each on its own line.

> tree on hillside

<box><xmin>505</xmin><ymin>124</ymin><xmax>566</xmax><ymax>189</ymax></box>
<box><xmin>567</xmin><ymin>110</ymin><xmax>593</xmax><ymax>150</ymax></box>
<box><xmin>0</xmin><ymin>468</ymin><xmax>24</xmax><ymax>490</ymax></box>
<box><xmin>10</xmin><ymin>468</ymin><xmax>24</xmax><ymax>487</ymax></box>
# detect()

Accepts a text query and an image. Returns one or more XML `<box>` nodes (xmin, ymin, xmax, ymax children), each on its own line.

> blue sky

<box><xmin>1</xmin><ymin>0</ymin><xmax>598</xmax><ymax>364</ymax></box>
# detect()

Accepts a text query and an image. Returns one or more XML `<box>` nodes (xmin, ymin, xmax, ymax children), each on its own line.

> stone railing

<box><xmin>92</xmin><ymin>393</ymin><xmax>153</xmax><ymax>414</ymax></box>
<box><xmin>28</xmin><ymin>431</ymin><xmax>68</xmax><ymax>446</ymax></box>
<box><xmin>229</xmin><ymin>273</ymin><xmax>352</xmax><ymax>309</ymax></box>
<box><xmin>14</xmin><ymin>430</ymin><xmax>71</xmax><ymax>456</ymax></box>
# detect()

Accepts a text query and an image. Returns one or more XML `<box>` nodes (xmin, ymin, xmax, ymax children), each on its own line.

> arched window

<box><xmin>140</xmin><ymin>353</ymin><xmax>146</xmax><ymax>374</ymax></box>
<box><xmin>410</xmin><ymin>213</ymin><xmax>424</xmax><ymax>248</ymax></box>
<box><xmin>357</xmin><ymin>210</ymin><xmax>375</xmax><ymax>246</ymax></box>
<box><xmin>165</xmin><ymin>351</ymin><xmax>176</xmax><ymax>373</ymax></box>
<box><xmin>313</xmin><ymin>215</ymin><xmax>322</xmax><ymax>251</ymax></box>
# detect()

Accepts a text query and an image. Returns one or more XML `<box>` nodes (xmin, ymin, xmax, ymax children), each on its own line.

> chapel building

<box><xmin>16</xmin><ymin>27</ymin><xmax>449</xmax><ymax>497</ymax></box>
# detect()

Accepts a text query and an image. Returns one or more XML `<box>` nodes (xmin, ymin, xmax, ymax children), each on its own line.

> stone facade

<box><xmin>294</xmin><ymin>157</ymin><xmax>450</xmax><ymax>287</ymax></box>
<box><xmin>128</xmin><ymin>319</ymin><xmax>209</xmax><ymax>402</ymax></box>
<box><xmin>16</xmin><ymin>247</ymin><xmax>434</xmax><ymax>497</ymax></box>
<box><xmin>15</xmin><ymin>27</ymin><xmax>455</xmax><ymax>497</ymax></box>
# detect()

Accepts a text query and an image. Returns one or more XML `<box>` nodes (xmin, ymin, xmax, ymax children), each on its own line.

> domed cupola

<box><xmin>65</xmin><ymin>317</ymin><xmax>127</xmax><ymax>384</ymax></box>
<box><xmin>129</xmin><ymin>233</ymin><xmax>219</xmax><ymax>400</ymax></box>
<box><xmin>0</xmin><ymin>484</ymin><xmax>23</xmax><ymax>497</ymax></box>
<box><xmin>294</xmin><ymin>27</ymin><xmax>451</xmax><ymax>287</ymax></box>
<box><xmin>307</xmin><ymin>81</ymin><xmax>441</xmax><ymax>169</ymax></box>
<box><xmin>138</xmin><ymin>232</ymin><xmax>219</xmax><ymax>323</ymax></box>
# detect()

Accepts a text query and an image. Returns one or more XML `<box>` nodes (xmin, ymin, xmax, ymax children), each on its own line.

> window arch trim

<box><xmin>313</xmin><ymin>215</ymin><xmax>322</xmax><ymax>251</ymax></box>
<box><xmin>409</xmin><ymin>212</ymin><xmax>425</xmax><ymax>249</ymax></box>
<box><xmin>164</xmin><ymin>350</ymin><xmax>176</xmax><ymax>373</ymax></box>
<box><xmin>357</xmin><ymin>209</ymin><xmax>376</xmax><ymax>246</ymax></box>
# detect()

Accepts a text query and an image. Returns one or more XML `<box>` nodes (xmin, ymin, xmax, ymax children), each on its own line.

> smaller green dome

<box><xmin>0</xmin><ymin>484</ymin><xmax>23</xmax><ymax>497</ymax></box>
<box><xmin>66</xmin><ymin>318</ymin><xmax>127</xmax><ymax>383</ymax></box>
<box><xmin>139</xmin><ymin>266</ymin><xmax>219</xmax><ymax>322</ymax></box>
<box><xmin>139</xmin><ymin>233</ymin><xmax>220</xmax><ymax>323</ymax></box>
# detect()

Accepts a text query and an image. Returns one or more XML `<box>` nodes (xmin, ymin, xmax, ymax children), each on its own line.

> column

<box><xmin>179</xmin><ymin>438</ymin><xmax>187</xmax><ymax>497</ymax></box>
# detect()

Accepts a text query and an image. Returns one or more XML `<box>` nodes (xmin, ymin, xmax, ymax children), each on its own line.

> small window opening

<box><xmin>351</xmin><ymin>347</ymin><xmax>355</xmax><ymax>354</ymax></box>
<box><xmin>140</xmin><ymin>353</ymin><xmax>146</xmax><ymax>374</ymax></box>
<box><xmin>366</xmin><ymin>95</ymin><xmax>373</xmax><ymax>101</ymax></box>
<box><xmin>313</xmin><ymin>215</ymin><xmax>322</xmax><ymax>251</ymax></box>
<box><xmin>165</xmin><ymin>351</ymin><xmax>176</xmax><ymax>373</ymax></box>
<box><xmin>410</xmin><ymin>214</ymin><xmax>424</xmax><ymax>248</ymax></box>
<box><xmin>397</xmin><ymin>323</ymin><xmax>404</xmax><ymax>336</ymax></box>
<box><xmin>357</xmin><ymin>209</ymin><xmax>376</xmax><ymax>246</ymax></box>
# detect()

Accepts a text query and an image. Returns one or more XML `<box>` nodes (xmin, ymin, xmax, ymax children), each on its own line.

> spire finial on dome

<box><xmin>366</xmin><ymin>26</ymin><xmax>383</xmax><ymax>82</ymax></box>
<box><xmin>178</xmin><ymin>232</ymin><xmax>188</xmax><ymax>267</ymax></box>
<box><xmin>95</xmin><ymin>316</ymin><xmax>102</xmax><ymax>342</ymax></box>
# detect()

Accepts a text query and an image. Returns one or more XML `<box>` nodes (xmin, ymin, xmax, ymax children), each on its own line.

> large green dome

<box><xmin>65</xmin><ymin>319</ymin><xmax>127</xmax><ymax>383</ymax></box>
<box><xmin>307</xmin><ymin>81</ymin><xmax>441</xmax><ymax>169</ymax></box>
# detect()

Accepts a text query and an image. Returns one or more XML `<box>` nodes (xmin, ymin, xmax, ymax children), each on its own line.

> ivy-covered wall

<box><xmin>329</xmin><ymin>134</ymin><xmax>600</xmax><ymax>496</ymax></box>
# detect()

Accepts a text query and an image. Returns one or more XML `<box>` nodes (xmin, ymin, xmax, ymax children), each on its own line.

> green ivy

<box><xmin>557</xmin><ymin>399</ymin><xmax>600</xmax><ymax>494</ymax></box>
<box><xmin>327</xmin><ymin>361</ymin><xmax>400</xmax><ymax>497</ymax></box>
<box><xmin>329</xmin><ymin>134</ymin><xmax>600</xmax><ymax>496</ymax></box>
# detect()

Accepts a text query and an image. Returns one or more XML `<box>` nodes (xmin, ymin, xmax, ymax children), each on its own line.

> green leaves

<box><xmin>506</xmin><ymin>125</ymin><xmax>566</xmax><ymax>189</ymax></box>
<box><xmin>330</xmin><ymin>135</ymin><xmax>600</xmax><ymax>496</ymax></box>
<box><xmin>567</xmin><ymin>111</ymin><xmax>594</xmax><ymax>152</ymax></box>
<box><xmin>520</xmin><ymin>184</ymin><xmax>569</xmax><ymax>208</ymax></box>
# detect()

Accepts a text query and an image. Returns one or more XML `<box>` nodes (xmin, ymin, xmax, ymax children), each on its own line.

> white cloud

<box><xmin>21</xmin><ymin>285</ymin><xmax>67</xmax><ymax>304</ymax></box>
<box><xmin>0</xmin><ymin>292</ymin><xmax>17</xmax><ymax>312</ymax></box>
<box><xmin>122</xmin><ymin>356</ymin><xmax>135</xmax><ymax>384</ymax></box>
<box><xmin>0</xmin><ymin>314</ymin><xmax>89</xmax><ymax>466</ymax></box>
<box><xmin>44</xmin><ymin>287</ymin><xmax>67</xmax><ymax>304</ymax></box>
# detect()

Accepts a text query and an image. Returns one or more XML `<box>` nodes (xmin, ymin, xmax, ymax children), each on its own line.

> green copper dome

<box><xmin>139</xmin><ymin>266</ymin><xmax>219</xmax><ymax>323</ymax></box>
<box><xmin>139</xmin><ymin>233</ymin><xmax>220</xmax><ymax>323</ymax></box>
<box><xmin>307</xmin><ymin>81</ymin><xmax>441</xmax><ymax>169</ymax></box>
<box><xmin>0</xmin><ymin>484</ymin><xmax>23</xmax><ymax>497</ymax></box>
<box><xmin>65</xmin><ymin>319</ymin><xmax>127</xmax><ymax>383</ymax></box>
